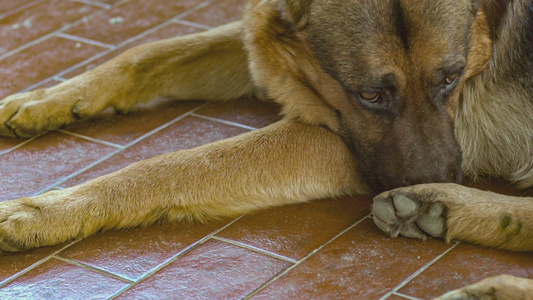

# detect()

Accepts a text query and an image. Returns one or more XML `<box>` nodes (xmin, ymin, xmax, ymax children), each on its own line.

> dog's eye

<box><xmin>444</xmin><ymin>74</ymin><xmax>458</xmax><ymax>86</ymax></box>
<box><xmin>359</xmin><ymin>92</ymin><xmax>381</xmax><ymax>102</ymax></box>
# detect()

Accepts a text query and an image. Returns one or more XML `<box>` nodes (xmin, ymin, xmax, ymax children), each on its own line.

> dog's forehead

<box><xmin>306</xmin><ymin>0</ymin><xmax>475</xmax><ymax>87</ymax></box>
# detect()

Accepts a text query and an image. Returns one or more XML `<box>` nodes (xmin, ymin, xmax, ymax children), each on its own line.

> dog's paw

<box><xmin>0</xmin><ymin>199</ymin><xmax>43</xmax><ymax>252</ymax></box>
<box><xmin>434</xmin><ymin>275</ymin><xmax>533</xmax><ymax>300</ymax></box>
<box><xmin>0</xmin><ymin>85</ymin><xmax>100</xmax><ymax>138</ymax></box>
<box><xmin>372</xmin><ymin>184</ymin><xmax>450</xmax><ymax>241</ymax></box>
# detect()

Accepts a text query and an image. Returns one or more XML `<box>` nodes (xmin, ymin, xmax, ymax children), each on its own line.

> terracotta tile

<box><xmin>253</xmin><ymin>219</ymin><xmax>453</xmax><ymax>299</ymax></box>
<box><xmin>0</xmin><ymin>137</ymin><xmax>22</xmax><ymax>153</ymax></box>
<box><xmin>386</xmin><ymin>294</ymin><xmax>413</xmax><ymax>300</ymax></box>
<box><xmin>58</xmin><ymin>219</ymin><xmax>232</xmax><ymax>281</ymax></box>
<box><xmin>30</xmin><ymin>79</ymin><xmax>63</xmax><ymax>90</ymax></box>
<box><xmin>61</xmin><ymin>116</ymin><xmax>248</xmax><ymax>187</ymax></box>
<box><xmin>63</xmin><ymin>22</ymin><xmax>203</xmax><ymax>78</ymax></box>
<box><xmin>0</xmin><ymin>0</ymin><xmax>99</xmax><ymax>55</ymax></box>
<box><xmin>0</xmin><ymin>245</ymin><xmax>63</xmax><ymax>282</ymax></box>
<box><xmin>0</xmin><ymin>131</ymin><xmax>116</xmax><ymax>202</ymax></box>
<box><xmin>64</xmin><ymin>0</ymin><xmax>198</xmax><ymax>45</ymax></box>
<box><xmin>94</xmin><ymin>0</ymin><xmax>124</xmax><ymax>5</ymax></box>
<box><xmin>63</xmin><ymin>101</ymin><xmax>203</xmax><ymax>145</ymax></box>
<box><xmin>182</xmin><ymin>0</ymin><xmax>244</xmax><ymax>27</ymax></box>
<box><xmin>0</xmin><ymin>37</ymin><xmax>106</xmax><ymax>99</ymax></box>
<box><xmin>398</xmin><ymin>243</ymin><xmax>533</xmax><ymax>299</ymax></box>
<box><xmin>116</xmin><ymin>240</ymin><xmax>292</xmax><ymax>299</ymax></box>
<box><xmin>0</xmin><ymin>0</ymin><xmax>39</xmax><ymax>15</ymax></box>
<box><xmin>218</xmin><ymin>195</ymin><xmax>373</xmax><ymax>260</ymax></box>
<box><xmin>196</xmin><ymin>98</ymin><xmax>282</xmax><ymax>129</ymax></box>
<box><xmin>0</xmin><ymin>258</ymin><xmax>128</xmax><ymax>299</ymax></box>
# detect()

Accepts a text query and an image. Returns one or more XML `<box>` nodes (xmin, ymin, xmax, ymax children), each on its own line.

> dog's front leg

<box><xmin>373</xmin><ymin>183</ymin><xmax>533</xmax><ymax>251</ymax></box>
<box><xmin>0</xmin><ymin>120</ymin><xmax>366</xmax><ymax>252</ymax></box>
<box><xmin>0</xmin><ymin>21</ymin><xmax>254</xmax><ymax>138</ymax></box>
<box><xmin>434</xmin><ymin>274</ymin><xmax>533</xmax><ymax>300</ymax></box>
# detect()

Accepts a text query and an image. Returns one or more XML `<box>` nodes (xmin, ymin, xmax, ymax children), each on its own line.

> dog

<box><xmin>0</xmin><ymin>0</ymin><xmax>532</xmax><ymax>298</ymax></box>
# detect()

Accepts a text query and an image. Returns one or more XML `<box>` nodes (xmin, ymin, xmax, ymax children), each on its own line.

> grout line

<box><xmin>54</xmin><ymin>76</ymin><xmax>68</xmax><ymax>82</ymax></box>
<box><xmin>105</xmin><ymin>0</ymin><xmax>215</xmax><ymax>49</ymax></box>
<box><xmin>172</xmin><ymin>0</ymin><xmax>218</xmax><ymax>22</ymax></box>
<box><xmin>191</xmin><ymin>113</ymin><xmax>257</xmax><ymax>131</ymax></box>
<box><xmin>243</xmin><ymin>214</ymin><xmax>372</xmax><ymax>299</ymax></box>
<box><xmin>13</xmin><ymin>1</ymin><xmax>213</xmax><ymax>96</ymax></box>
<box><xmin>114</xmin><ymin>0</ymin><xmax>132</xmax><ymax>6</ymax></box>
<box><xmin>57</xmin><ymin>129</ymin><xmax>125</xmax><ymax>149</ymax></box>
<box><xmin>378</xmin><ymin>242</ymin><xmax>461</xmax><ymax>300</ymax></box>
<box><xmin>53</xmin><ymin>256</ymin><xmax>134</xmax><ymax>284</ymax></box>
<box><xmin>0</xmin><ymin>0</ymin><xmax>46</xmax><ymax>21</ymax></box>
<box><xmin>173</xmin><ymin>19</ymin><xmax>213</xmax><ymax>30</ymax></box>
<box><xmin>20</xmin><ymin>78</ymin><xmax>56</xmax><ymax>95</ymax></box>
<box><xmin>56</xmin><ymin>32</ymin><xmax>116</xmax><ymax>49</ymax></box>
<box><xmin>391</xmin><ymin>292</ymin><xmax>425</xmax><ymax>300</ymax></box>
<box><xmin>0</xmin><ymin>136</ymin><xmax>38</xmax><ymax>157</ymax></box>
<box><xmin>212</xmin><ymin>236</ymin><xmax>298</xmax><ymax>264</ymax></box>
<box><xmin>69</xmin><ymin>0</ymin><xmax>112</xmax><ymax>9</ymax></box>
<box><xmin>109</xmin><ymin>215</ymin><xmax>245</xmax><ymax>299</ymax></box>
<box><xmin>0</xmin><ymin>6</ymin><xmax>111</xmax><ymax>62</ymax></box>
<box><xmin>0</xmin><ymin>241</ymin><xmax>78</xmax><ymax>288</ymax></box>
<box><xmin>21</xmin><ymin>49</ymin><xmax>114</xmax><ymax>92</ymax></box>
<box><xmin>35</xmin><ymin>103</ymin><xmax>208</xmax><ymax>195</ymax></box>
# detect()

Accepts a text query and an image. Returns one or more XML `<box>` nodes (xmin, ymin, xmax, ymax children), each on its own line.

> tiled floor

<box><xmin>0</xmin><ymin>1</ymin><xmax>531</xmax><ymax>299</ymax></box>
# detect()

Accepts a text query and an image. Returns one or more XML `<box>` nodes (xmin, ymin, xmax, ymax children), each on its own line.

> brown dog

<box><xmin>0</xmin><ymin>0</ymin><xmax>532</xmax><ymax>298</ymax></box>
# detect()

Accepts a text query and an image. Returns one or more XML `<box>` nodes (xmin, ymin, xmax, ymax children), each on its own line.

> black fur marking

<box><xmin>392</xmin><ymin>0</ymin><xmax>410</xmax><ymax>51</ymax></box>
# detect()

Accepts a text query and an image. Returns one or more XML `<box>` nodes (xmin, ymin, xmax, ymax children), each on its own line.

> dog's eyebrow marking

<box><xmin>391</xmin><ymin>0</ymin><xmax>410</xmax><ymax>51</ymax></box>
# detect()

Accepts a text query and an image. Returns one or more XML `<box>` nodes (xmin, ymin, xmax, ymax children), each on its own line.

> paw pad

<box><xmin>372</xmin><ymin>191</ymin><xmax>447</xmax><ymax>240</ymax></box>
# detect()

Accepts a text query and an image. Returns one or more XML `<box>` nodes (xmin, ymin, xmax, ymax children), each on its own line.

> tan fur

<box><xmin>0</xmin><ymin>22</ymin><xmax>254</xmax><ymax>138</ymax></box>
<box><xmin>0</xmin><ymin>119</ymin><xmax>366</xmax><ymax>251</ymax></box>
<box><xmin>435</xmin><ymin>275</ymin><xmax>533</xmax><ymax>300</ymax></box>
<box><xmin>0</xmin><ymin>0</ymin><xmax>532</xmax><ymax>298</ymax></box>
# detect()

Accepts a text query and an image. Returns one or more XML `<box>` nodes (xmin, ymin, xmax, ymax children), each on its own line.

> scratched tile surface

<box><xmin>0</xmin><ymin>0</ymin><xmax>531</xmax><ymax>299</ymax></box>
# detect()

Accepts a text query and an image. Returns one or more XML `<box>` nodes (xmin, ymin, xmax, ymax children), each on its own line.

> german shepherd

<box><xmin>0</xmin><ymin>0</ymin><xmax>532</xmax><ymax>298</ymax></box>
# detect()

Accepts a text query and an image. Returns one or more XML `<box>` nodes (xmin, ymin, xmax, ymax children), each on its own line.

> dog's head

<box><xmin>244</xmin><ymin>0</ymin><xmax>494</xmax><ymax>192</ymax></box>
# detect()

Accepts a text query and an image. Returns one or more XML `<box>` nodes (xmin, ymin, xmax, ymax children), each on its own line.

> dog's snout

<box><xmin>358</xmin><ymin>113</ymin><xmax>463</xmax><ymax>193</ymax></box>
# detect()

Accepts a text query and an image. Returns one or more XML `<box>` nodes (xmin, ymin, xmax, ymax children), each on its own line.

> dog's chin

<box><xmin>360</xmin><ymin>164</ymin><xmax>464</xmax><ymax>194</ymax></box>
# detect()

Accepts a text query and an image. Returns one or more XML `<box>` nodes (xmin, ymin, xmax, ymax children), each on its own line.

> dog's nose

<box><xmin>365</xmin><ymin>150</ymin><xmax>463</xmax><ymax>193</ymax></box>
<box><xmin>367</xmin><ymin>167</ymin><xmax>462</xmax><ymax>193</ymax></box>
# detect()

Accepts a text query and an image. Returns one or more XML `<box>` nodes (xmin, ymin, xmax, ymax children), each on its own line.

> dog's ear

<box><xmin>465</xmin><ymin>3</ymin><xmax>494</xmax><ymax>78</ymax></box>
<box><xmin>278</xmin><ymin>0</ymin><xmax>313</xmax><ymax>29</ymax></box>
<box><xmin>475</xmin><ymin>0</ymin><xmax>509</xmax><ymax>40</ymax></box>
